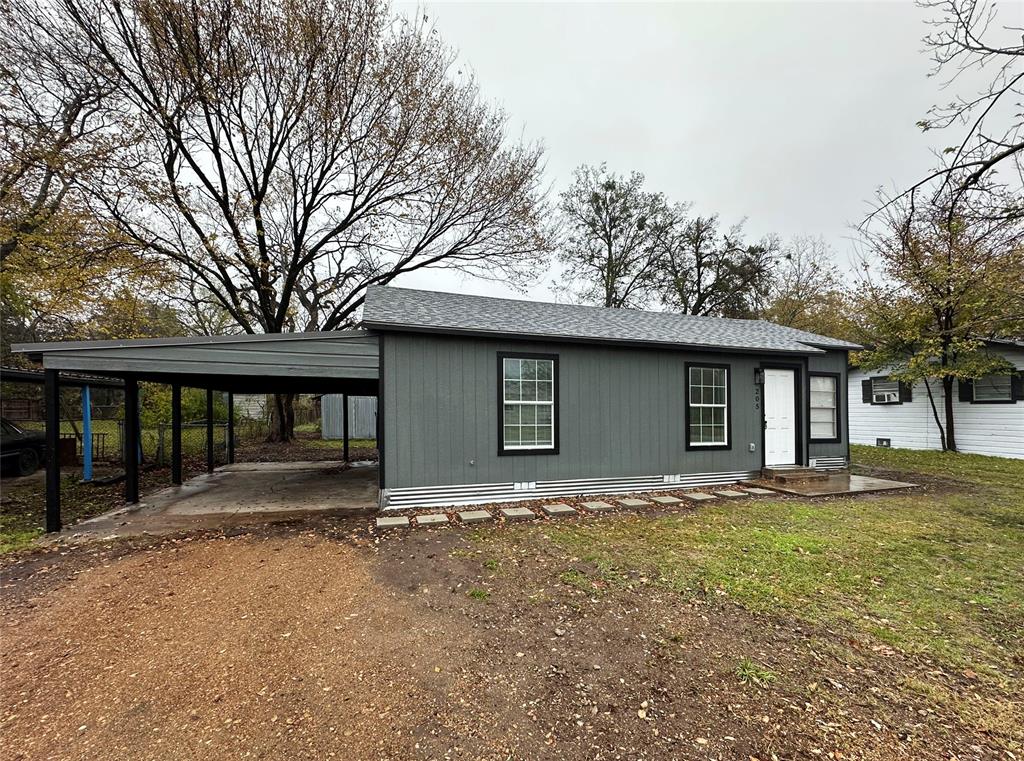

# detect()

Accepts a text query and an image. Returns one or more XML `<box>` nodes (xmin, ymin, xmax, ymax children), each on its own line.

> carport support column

<box><xmin>44</xmin><ymin>369</ymin><xmax>62</xmax><ymax>532</ymax></box>
<box><xmin>124</xmin><ymin>375</ymin><xmax>140</xmax><ymax>504</ymax></box>
<box><xmin>171</xmin><ymin>383</ymin><xmax>182</xmax><ymax>485</ymax></box>
<box><xmin>227</xmin><ymin>392</ymin><xmax>235</xmax><ymax>464</ymax></box>
<box><xmin>206</xmin><ymin>388</ymin><xmax>214</xmax><ymax>473</ymax></box>
<box><xmin>342</xmin><ymin>393</ymin><xmax>349</xmax><ymax>463</ymax></box>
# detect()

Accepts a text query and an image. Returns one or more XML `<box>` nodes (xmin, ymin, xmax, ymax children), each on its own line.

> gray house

<box><xmin>364</xmin><ymin>287</ymin><xmax>857</xmax><ymax>507</ymax></box>
<box><xmin>14</xmin><ymin>286</ymin><xmax>859</xmax><ymax>528</ymax></box>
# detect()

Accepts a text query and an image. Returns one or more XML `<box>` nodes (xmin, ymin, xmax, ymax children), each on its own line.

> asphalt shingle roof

<box><xmin>361</xmin><ymin>286</ymin><xmax>861</xmax><ymax>354</ymax></box>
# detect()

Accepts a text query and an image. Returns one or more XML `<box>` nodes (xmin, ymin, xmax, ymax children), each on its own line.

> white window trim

<box><xmin>688</xmin><ymin>366</ymin><xmax>729</xmax><ymax>447</ymax></box>
<box><xmin>809</xmin><ymin>375</ymin><xmax>838</xmax><ymax>440</ymax></box>
<box><xmin>501</xmin><ymin>357</ymin><xmax>555</xmax><ymax>451</ymax></box>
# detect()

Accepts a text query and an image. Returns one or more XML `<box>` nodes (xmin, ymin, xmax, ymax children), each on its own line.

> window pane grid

<box><xmin>688</xmin><ymin>366</ymin><xmax>728</xmax><ymax>446</ymax></box>
<box><xmin>503</xmin><ymin>358</ymin><xmax>555</xmax><ymax>450</ymax></box>
<box><xmin>810</xmin><ymin>375</ymin><xmax>837</xmax><ymax>439</ymax></box>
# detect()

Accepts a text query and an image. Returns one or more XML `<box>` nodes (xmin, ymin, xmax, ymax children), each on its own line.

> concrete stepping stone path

<box><xmin>500</xmin><ymin>506</ymin><xmax>537</xmax><ymax>521</ymax></box>
<box><xmin>458</xmin><ymin>510</ymin><xmax>493</xmax><ymax>524</ymax></box>
<box><xmin>742</xmin><ymin>487</ymin><xmax>777</xmax><ymax>496</ymax></box>
<box><xmin>618</xmin><ymin>498</ymin><xmax>651</xmax><ymax>508</ymax></box>
<box><xmin>416</xmin><ymin>513</ymin><xmax>449</xmax><ymax>526</ymax></box>
<box><xmin>714</xmin><ymin>489</ymin><xmax>750</xmax><ymax>498</ymax></box>
<box><xmin>650</xmin><ymin>495</ymin><xmax>682</xmax><ymax>505</ymax></box>
<box><xmin>682</xmin><ymin>492</ymin><xmax>716</xmax><ymax>502</ymax></box>
<box><xmin>581</xmin><ymin>500</ymin><xmax>615</xmax><ymax>512</ymax></box>
<box><xmin>376</xmin><ymin>516</ymin><xmax>409</xmax><ymax>529</ymax></box>
<box><xmin>541</xmin><ymin>503</ymin><xmax>577</xmax><ymax>517</ymax></box>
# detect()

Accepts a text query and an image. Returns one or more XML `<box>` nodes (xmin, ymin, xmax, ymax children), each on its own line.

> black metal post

<box><xmin>124</xmin><ymin>375</ymin><xmax>139</xmax><ymax>504</ymax></box>
<box><xmin>171</xmin><ymin>383</ymin><xmax>182</xmax><ymax>485</ymax></box>
<box><xmin>227</xmin><ymin>392</ymin><xmax>235</xmax><ymax>464</ymax></box>
<box><xmin>342</xmin><ymin>392</ymin><xmax>349</xmax><ymax>463</ymax></box>
<box><xmin>206</xmin><ymin>388</ymin><xmax>214</xmax><ymax>473</ymax></box>
<box><xmin>44</xmin><ymin>369</ymin><xmax>62</xmax><ymax>532</ymax></box>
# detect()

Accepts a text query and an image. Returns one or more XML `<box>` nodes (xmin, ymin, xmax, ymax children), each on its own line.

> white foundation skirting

<box><xmin>381</xmin><ymin>470</ymin><xmax>760</xmax><ymax>510</ymax></box>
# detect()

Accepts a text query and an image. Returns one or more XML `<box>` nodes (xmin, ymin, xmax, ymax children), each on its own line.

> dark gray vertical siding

<box><xmin>382</xmin><ymin>333</ymin><xmax>812</xmax><ymax>489</ymax></box>
<box><xmin>808</xmin><ymin>349</ymin><xmax>849</xmax><ymax>459</ymax></box>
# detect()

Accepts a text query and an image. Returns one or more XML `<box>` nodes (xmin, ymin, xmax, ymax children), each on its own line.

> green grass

<box><xmin>543</xmin><ymin>447</ymin><xmax>1024</xmax><ymax>684</ymax></box>
<box><xmin>735</xmin><ymin>658</ymin><xmax>778</xmax><ymax>688</ymax></box>
<box><xmin>851</xmin><ymin>443</ymin><xmax>1022</xmax><ymax>491</ymax></box>
<box><xmin>466</xmin><ymin>587</ymin><xmax>490</xmax><ymax>601</ymax></box>
<box><xmin>304</xmin><ymin>437</ymin><xmax>376</xmax><ymax>451</ymax></box>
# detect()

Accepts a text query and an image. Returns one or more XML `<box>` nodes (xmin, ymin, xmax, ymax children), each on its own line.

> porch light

<box><xmin>754</xmin><ymin>368</ymin><xmax>765</xmax><ymax>385</ymax></box>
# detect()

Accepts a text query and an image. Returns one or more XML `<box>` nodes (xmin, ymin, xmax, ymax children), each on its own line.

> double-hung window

<box><xmin>687</xmin><ymin>365</ymin><xmax>729</xmax><ymax>448</ymax></box>
<box><xmin>500</xmin><ymin>354</ymin><xmax>557</xmax><ymax>453</ymax></box>
<box><xmin>973</xmin><ymin>374</ymin><xmax>1012</xmax><ymax>402</ymax></box>
<box><xmin>809</xmin><ymin>374</ymin><xmax>838</xmax><ymax>441</ymax></box>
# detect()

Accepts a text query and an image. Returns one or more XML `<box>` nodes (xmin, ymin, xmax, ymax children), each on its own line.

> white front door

<box><xmin>763</xmin><ymin>368</ymin><xmax>797</xmax><ymax>466</ymax></box>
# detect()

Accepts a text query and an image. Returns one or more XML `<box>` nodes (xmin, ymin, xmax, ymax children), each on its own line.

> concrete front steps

<box><xmin>761</xmin><ymin>466</ymin><xmax>847</xmax><ymax>484</ymax></box>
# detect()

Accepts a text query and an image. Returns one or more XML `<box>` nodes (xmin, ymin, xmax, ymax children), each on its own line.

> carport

<box><xmin>13</xmin><ymin>331</ymin><xmax>380</xmax><ymax>532</ymax></box>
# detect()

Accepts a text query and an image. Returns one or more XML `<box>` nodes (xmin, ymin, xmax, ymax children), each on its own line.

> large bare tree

<box><xmin>885</xmin><ymin>0</ymin><xmax>1024</xmax><ymax>222</ymax></box>
<box><xmin>41</xmin><ymin>0</ymin><xmax>551</xmax><ymax>440</ymax></box>
<box><xmin>556</xmin><ymin>164</ymin><xmax>666</xmax><ymax>309</ymax></box>
<box><xmin>652</xmin><ymin>214</ymin><xmax>777</xmax><ymax>318</ymax></box>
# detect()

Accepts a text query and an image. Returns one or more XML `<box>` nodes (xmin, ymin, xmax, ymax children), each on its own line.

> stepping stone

<box><xmin>500</xmin><ymin>507</ymin><xmax>537</xmax><ymax>522</ymax></box>
<box><xmin>618</xmin><ymin>498</ymin><xmax>651</xmax><ymax>508</ymax></box>
<box><xmin>376</xmin><ymin>516</ymin><xmax>409</xmax><ymax>529</ymax></box>
<box><xmin>458</xmin><ymin>510</ymin><xmax>493</xmax><ymax>524</ymax></box>
<box><xmin>650</xmin><ymin>495</ymin><xmax>682</xmax><ymax>505</ymax></box>
<box><xmin>581</xmin><ymin>500</ymin><xmax>615</xmax><ymax>512</ymax></box>
<box><xmin>682</xmin><ymin>492</ymin><xmax>716</xmax><ymax>502</ymax></box>
<box><xmin>541</xmin><ymin>503</ymin><xmax>576</xmax><ymax>517</ymax></box>
<box><xmin>416</xmin><ymin>513</ymin><xmax>449</xmax><ymax>526</ymax></box>
<box><xmin>741</xmin><ymin>487</ymin><xmax>777</xmax><ymax>496</ymax></box>
<box><xmin>713</xmin><ymin>489</ymin><xmax>750</xmax><ymax>498</ymax></box>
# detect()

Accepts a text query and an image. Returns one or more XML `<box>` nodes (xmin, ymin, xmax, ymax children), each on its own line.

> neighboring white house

<box><xmin>321</xmin><ymin>395</ymin><xmax>377</xmax><ymax>440</ymax></box>
<box><xmin>847</xmin><ymin>341</ymin><xmax>1024</xmax><ymax>459</ymax></box>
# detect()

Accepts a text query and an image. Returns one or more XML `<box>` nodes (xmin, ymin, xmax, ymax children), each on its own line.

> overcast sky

<box><xmin>392</xmin><ymin>1</ymin><xmax>964</xmax><ymax>302</ymax></box>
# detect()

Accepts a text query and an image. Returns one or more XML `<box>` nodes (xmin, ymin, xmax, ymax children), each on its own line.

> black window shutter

<box><xmin>1012</xmin><ymin>373</ymin><xmax>1023</xmax><ymax>402</ymax></box>
<box><xmin>861</xmin><ymin>379</ymin><xmax>872</xmax><ymax>403</ymax></box>
<box><xmin>898</xmin><ymin>381</ymin><xmax>912</xmax><ymax>403</ymax></box>
<box><xmin>958</xmin><ymin>379</ymin><xmax>974</xmax><ymax>402</ymax></box>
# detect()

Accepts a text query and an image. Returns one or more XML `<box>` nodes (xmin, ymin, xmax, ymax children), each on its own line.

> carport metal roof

<box><xmin>12</xmin><ymin>330</ymin><xmax>379</xmax><ymax>395</ymax></box>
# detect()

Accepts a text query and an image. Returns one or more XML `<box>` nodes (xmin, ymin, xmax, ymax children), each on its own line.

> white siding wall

<box><xmin>848</xmin><ymin>347</ymin><xmax>1024</xmax><ymax>459</ymax></box>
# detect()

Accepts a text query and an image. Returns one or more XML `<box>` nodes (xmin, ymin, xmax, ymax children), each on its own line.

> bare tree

<box><xmin>0</xmin><ymin>2</ymin><xmax>121</xmax><ymax>262</ymax></box>
<box><xmin>652</xmin><ymin>214</ymin><xmax>777</xmax><ymax>318</ymax></box>
<box><xmin>761</xmin><ymin>236</ymin><xmax>842</xmax><ymax>330</ymax></box>
<box><xmin>44</xmin><ymin>0</ymin><xmax>551</xmax><ymax>440</ymax></box>
<box><xmin>883</xmin><ymin>0</ymin><xmax>1024</xmax><ymax>222</ymax></box>
<box><xmin>556</xmin><ymin>164</ymin><xmax>667</xmax><ymax>309</ymax></box>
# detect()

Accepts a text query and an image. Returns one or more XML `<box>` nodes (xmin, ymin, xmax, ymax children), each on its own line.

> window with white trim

<box><xmin>688</xmin><ymin>366</ymin><xmax>728</xmax><ymax>446</ymax></box>
<box><xmin>810</xmin><ymin>375</ymin><xmax>837</xmax><ymax>440</ymax></box>
<box><xmin>501</xmin><ymin>357</ymin><xmax>555</xmax><ymax>451</ymax></box>
<box><xmin>871</xmin><ymin>378</ymin><xmax>900</xmax><ymax>404</ymax></box>
<box><xmin>973</xmin><ymin>374</ymin><xmax>1012</xmax><ymax>402</ymax></box>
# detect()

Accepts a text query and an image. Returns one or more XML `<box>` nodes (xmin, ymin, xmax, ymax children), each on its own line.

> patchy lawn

<box><xmin>0</xmin><ymin>446</ymin><xmax>1020</xmax><ymax>759</ymax></box>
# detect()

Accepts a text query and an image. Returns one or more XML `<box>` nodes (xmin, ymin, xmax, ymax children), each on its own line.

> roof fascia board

<box><xmin>11</xmin><ymin>329</ymin><xmax>374</xmax><ymax>356</ymax></box>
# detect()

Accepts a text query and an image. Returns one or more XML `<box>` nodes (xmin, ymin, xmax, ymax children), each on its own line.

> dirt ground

<box><xmin>0</xmin><ymin>510</ymin><xmax>1008</xmax><ymax>761</ymax></box>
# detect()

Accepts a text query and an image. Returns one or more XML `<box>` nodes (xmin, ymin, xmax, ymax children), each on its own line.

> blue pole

<box><xmin>81</xmin><ymin>385</ymin><xmax>93</xmax><ymax>482</ymax></box>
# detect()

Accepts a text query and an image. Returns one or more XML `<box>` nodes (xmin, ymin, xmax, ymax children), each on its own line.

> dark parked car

<box><xmin>1</xmin><ymin>418</ymin><xmax>46</xmax><ymax>476</ymax></box>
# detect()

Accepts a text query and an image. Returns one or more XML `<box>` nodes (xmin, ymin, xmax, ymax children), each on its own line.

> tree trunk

<box><xmin>268</xmin><ymin>392</ymin><xmax>296</xmax><ymax>443</ymax></box>
<box><xmin>942</xmin><ymin>376</ymin><xmax>957</xmax><ymax>452</ymax></box>
<box><xmin>923</xmin><ymin>378</ymin><xmax>947</xmax><ymax>451</ymax></box>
